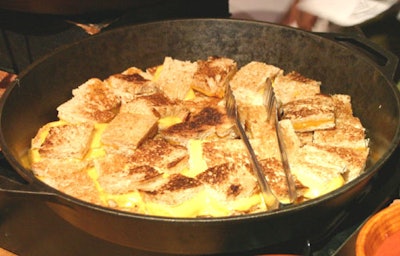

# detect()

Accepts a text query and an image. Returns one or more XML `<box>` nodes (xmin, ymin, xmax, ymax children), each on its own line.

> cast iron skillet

<box><xmin>0</xmin><ymin>19</ymin><xmax>400</xmax><ymax>255</ymax></box>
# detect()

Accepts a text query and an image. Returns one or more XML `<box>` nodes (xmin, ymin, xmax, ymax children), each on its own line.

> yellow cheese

<box><xmin>87</xmin><ymin>167</ymin><xmax>146</xmax><ymax>212</ymax></box>
<box><xmin>185</xmin><ymin>139</ymin><xmax>208</xmax><ymax>177</ymax></box>
<box><xmin>184</xmin><ymin>88</ymin><xmax>196</xmax><ymax>101</ymax></box>
<box><xmin>28</xmin><ymin>115</ymin><xmax>346</xmax><ymax>217</ymax></box>
<box><xmin>292</xmin><ymin>118</ymin><xmax>335</xmax><ymax>131</ymax></box>
<box><xmin>29</xmin><ymin>120</ymin><xmax>68</xmax><ymax>164</ymax></box>
<box><xmin>303</xmin><ymin>175</ymin><xmax>345</xmax><ymax>199</ymax></box>
<box><xmin>152</xmin><ymin>65</ymin><xmax>163</xmax><ymax>81</ymax></box>
<box><xmin>144</xmin><ymin>189</ymin><xmax>264</xmax><ymax>217</ymax></box>
<box><xmin>84</xmin><ymin>123</ymin><xmax>108</xmax><ymax>160</ymax></box>
<box><xmin>158</xmin><ymin>116</ymin><xmax>183</xmax><ymax>130</ymax></box>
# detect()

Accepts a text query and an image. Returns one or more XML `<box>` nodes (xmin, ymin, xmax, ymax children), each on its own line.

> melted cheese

<box><xmin>29</xmin><ymin>119</ymin><xmax>345</xmax><ymax>217</ymax></box>
<box><xmin>303</xmin><ymin>175</ymin><xmax>345</xmax><ymax>199</ymax></box>
<box><xmin>185</xmin><ymin>139</ymin><xmax>208</xmax><ymax>177</ymax></box>
<box><xmin>158</xmin><ymin>116</ymin><xmax>183</xmax><ymax>130</ymax></box>
<box><xmin>145</xmin><ymin>189</ymin><xmax>263</xmax><ymax>217</ymax></box>
<box><xmin>29</xmin><ymin>120</ymin><xmax>68</xmax><ymax>163</ymax></box>
<box><xmin>85</xmin><ymin>123</ymin><xmax>108</xmax><ymax>160</ymax></box>
<box><xmin>152</xmin><ymin>65</ymin><xmax>163</xmax><ymax>81</ymax></box>
<box><xmin>27</xmin><ymin>62</ymin><xmax>365</xmax><ymax>218</ymax></box>
<box><xmin>292</xmin><ymin>118</ymin><xmax>335</xmax><ymax>131</ymax></box>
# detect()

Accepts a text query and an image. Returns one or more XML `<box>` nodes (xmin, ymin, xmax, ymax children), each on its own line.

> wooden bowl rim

<box><xmin>356</xmin><ymin>202</ymin><xmax>400</xmax><ymax>256</ymax></box>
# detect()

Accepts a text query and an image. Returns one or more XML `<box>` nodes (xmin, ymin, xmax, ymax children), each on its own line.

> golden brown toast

<box><xmin>32</xmin><ymin>159</ymin><xmax>101</xmax><ymax>205</ymax></box>
<box><xmin>57</xmin><ymin>78</ymin><xmax>120</xmax><ymax>124</ymax></box>
<box><xmin>230</xmin><ymin>61</ymin><xmax>283</xmax><ymax>106</ymax></box>
<box><xmin>101</xmin><ymin>112</ymin><xmax>159</xmax><ymax>155</ymax></box>
<box><xmin>129</xmin><ymin>138</ymin><xmax>189</xmax><ymax>174</ymax></box>
<box><xmin>281</xmin><ymin>94</ymin><xmax>336</xmax><ymax>132</ymax></box>
<box><xmin>312</xmin><ymin>144</ymin><xmax>369</xmax><ymax>182</ymax></box>
<box><xmin>104</xmin><ymin>67</ymin><xmax>159</xmax><ymax>104</ymax></box>
<box><xmin>273</xmin><ymin>71</ymin><xmax>321</xmax><ymax>105</ymax></box>
<box><xmin>155</xmin><ymin>57</ymin><xmax>198</xmax><ymax>100</ymax></box>
<box><xmin>191</xmin><ymin>56</ymin><xmax>237</xmax><ymax>98</ymax></box>
<box><xmin>160</xmin><ymin>105</ymin><xmax>236</xmax><ymax>146</ymax></box>
<box><xmin>32</xmin><ymin>122</ymin><xmax>94</xmax><ymax>160</ymax></box>
<box><xmin>121</xmin><ymin>92</ymin><xmax>190</xmax><ymax>123</ymax></box>
<box><xmin>140</xmin><ymin>174</ymin><xmax>204</xmax><ymax>206</ymax></box>
<box><xmin>196</xmin><ymin>162</ymin><xmax>260</xmax><ymax>210</ymax></box>
<box><xmin>313</xmin><ymin>116</ymin><xmax>368</xmax><ymax>149</ymax></box>
<box><xmin>289</xmin><ymin>144</ymin><xmax>347</xmax><ymax>192</ymax></box>
<box><xmin>95</xmin><ymin>154</ymin><xmax>164</xmax><ymax>194</ymax></box>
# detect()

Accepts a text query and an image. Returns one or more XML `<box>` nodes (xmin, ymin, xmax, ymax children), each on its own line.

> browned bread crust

<box><xmin>57</xmin><ymin>78</ymin><xmax>120</xmax><ymax>124</ymax></box>
<box><xmin>273</xmin><ymin>71</ymin><xmax>321</xmax><ymax>105</ymax></box>
<box><xmin>191</xmin><ymin>56</ymin><xmax>237</xmax><ymax>98</ymax></box>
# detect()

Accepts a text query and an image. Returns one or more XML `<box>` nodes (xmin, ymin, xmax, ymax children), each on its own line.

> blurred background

<box><xmin>0</xmin><ymin>0</ymin><xmax>399</xmax><ymax>83</ymax></box>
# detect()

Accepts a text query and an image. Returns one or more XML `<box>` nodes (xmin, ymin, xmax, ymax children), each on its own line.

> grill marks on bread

<box><xmin>105</xmin><ymin>68</ymin><xmax>158</xmax><ymax>104</ymax></box>
<box><xmin>156</xmin><ymin>57</ymin><xmax>198</xmax><ymax>100</ymax></box>
<box><xmin>281</xmin><ymin>94</ymin><xmax>336</xmax><ymax>132</ymax></box>
<box><xmin>191</xmin><ymin>56</ymin><xmax>237</xmax><ymax>98</ymax></box>
<box><xmin>32</xmin><ymin>122</ymin><xmax>94</xmax><ymax>160</ymax></box>
<box><xmin>57</xmin><ymin>78</ymin><xmax>120</xmax><ymax>124</ymax></box>
<box><xmin>161</xmin><ymin>106</ymin><xmax>234</xmax><ymax>145</ymax></box>
<box><xmin>273</xmin><ymin>71</ymin><xmax>321</xmax><ymax>105</ymax></box>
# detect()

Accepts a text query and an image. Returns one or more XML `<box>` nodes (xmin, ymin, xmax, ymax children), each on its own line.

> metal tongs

<box><xmin>264</xmin><ymin>78</ymin><xmax>297</xmax><ymax>205</ymax></box>
<box><xmin>225</xmin><ymin>84</ymin><xmax>280</xmax><ymax>210</ymax></box>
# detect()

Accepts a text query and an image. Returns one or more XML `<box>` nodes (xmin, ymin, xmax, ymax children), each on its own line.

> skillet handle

<box><xmin>317</xmin><ymin>33</ymin><xmax>399</xmax><ymax>82</ymax></box>
<box><xmin>0</xmin><ymin>153</ymin><xmax>51</xmax><ymax>197</ymax></box>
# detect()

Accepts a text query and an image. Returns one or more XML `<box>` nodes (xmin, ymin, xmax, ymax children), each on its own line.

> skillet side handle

<box><xmin>0</xmin><ymin>173</ymin><xmax>54</xmax><ymax>198</ymax></box>
<box><xmin>317</xmin><ymin>32</ymin><xmax>399</xmax><ymax>82</ymax></box>
<box><xmin>0</xmin><ymin>154</ymin><xmax>51</xmax><ymax>197</ymax></box>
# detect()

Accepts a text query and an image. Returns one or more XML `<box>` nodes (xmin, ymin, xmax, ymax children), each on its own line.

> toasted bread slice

<box><xmin>48</xmin><ymin>169</ymin><xmax>101</xmax><ymax>205</ymax></box>
<box><xmin>121</xmin><ymin>92</ymin><xmax>189</xmax><ymax>124</ymax></box>
<box><xmin>32</xmin><ymin>122</ymin><xmax>94</xmax><ymax>160</ymax></box>
<box><xmin>230</xmin><ymin>61</ymin><xmax>283</xmax><ymax>106</ymax></box>
<box><xmin>32</xmin><ymin>159</ymin><xmax>101</xmax><ymax>205</ymax></box>
<box><xmin>295</xmin><ymin>131</ymin><xmax>314</xmax><ymax>146</ymax></box>
<box><xmin>259</xmin><ymin>158</ymin><xmax>306</xmax><ymax>202</ymax></box>
<box><xmin>196</xmin><ymin>162</ymin><xmax>260</xmax><ymax>211</ymax></box>
<box><xmin>238</xmin><ymin>104</ymin><xmax>276</xmax><ymax>139</ymax></box>
<box><xmin>119</xmin><ymin>98</ymin><xmax>157</xmax><ymax>117</ymax></box>
<box><xmin>101</xmin><ymin>112</ymin><xmax>159</xmax><ymax>155</ymax></box>
<box><xmin>312</xmin><ymin>144</ymin><xmax>369</xmax><ymax>182</ymax></box>
<box><xmin>31</xmin><ymin>157</ymin><xmax>90</xmax><ymax>178</ymax></box>
<box><xmin>181</xmin><ymin>92</ymin><xmax>222</xmax><ymax>114</ymax></box>
<box><xmin>129</xmin><ymin>138</ymin><xmax>189</xmax><ymax>174</ymax></box>
<box><xmin>95</xmin><ymin>154</ymin><xmax>165</xmax><ymax>194</ymax></box>
<box><xmin>191</xmin><ymin>56</ymin><xmax>237</xmax><ymax>98</ymax></box>
<box><xmin>273</xmin><ymin>71</ymin><xmax>321</xmax><ymax>105</ymax></box>
<box><xmin>200</xmin><ymin>137</ymin><xmax>280</xmax><ymax>169</ymax></box>
<box><xmin>331</xmin><ymin>94</ymin><xmax>354</xmax><ymax>118</ymax></box>
<box><xmin>277</xmin><ymin>119</ymin><xmax>302</xmax><ymax>158</ymax></box>
<box><xmin>155</xmin><ymin>57</ymin><xmax>198</xmax><ymax>100</ymax></box>
<box><xmin>201</xmin><ymin>139</ymin><xmax>248</xmax><ymax>168</ymax></box>
<box><xmin>281</xmin><ymin>94</ymin><xmax>336</xmax><ymax>132</ymax></box>
<box><xmin>121</xmin><ymin>66</ymin><xmax>154</xmax><ymax>80</ymax></box>
<box><xmin>313</xmin><ymin>116</ymin><xmax>368</xmax><ymax>149</ymax></box>
<box><xmin>290</xmin><ymin>144</ymin><xmax>347</xmax><ymax>198</ymax></box>
<box><xmin>140</xmin><ymin>174</ymin><xmax>204</xmax><ymax>206</ymax></box>
<box><xmin>57</xmin><ymin>78</ymin><xmax>120</xmax><ymax>124</ymax></box>
<box><xmin>160</xmin><ymin>105</ymin><xmax>235</xmax><ymax>146</ymax></box>
<box><xmin>105</xmin><ymin>67</ymin><xmax>159</xmax><ymax>104</ymax></box>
